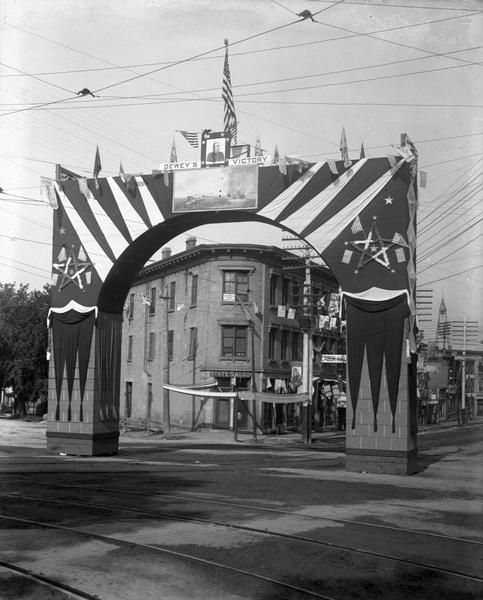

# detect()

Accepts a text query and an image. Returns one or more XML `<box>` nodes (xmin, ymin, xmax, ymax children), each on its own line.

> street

<box><xmin>0</xmin><ymin>419</ymin><xmax>482</xmax><ymax>600</ymax></box>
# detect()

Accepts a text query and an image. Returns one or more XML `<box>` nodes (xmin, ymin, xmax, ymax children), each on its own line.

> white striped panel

<box><xmin>280</xmin><ymin>158</ymin><xmax>368</xmax><ymax>235</ymax></box>
<box><xmin>257</xmin><ymin>161</ymin><xmax>326</xmax><ymax>221</ymax></box>
<box><xmin>106</xmin><ymin>177</ymin><xmax>150</xmax><ymax>241</ymax></box>
<box><xmin>134</xmin><ymin>176</ymin><xmax>165</xmax><ymax>227</ymax></box>
<box><xmin>54</xmin><ymin>183</ymin><xmax>113</xmax><ymax>282</ymax></box>
<box><xmin>81</xmin><ymin>186</ymin><xmax>131</xmax><ymax>260</ymax></box>
<box><xmin>306</xmin><ymin>159</ymin><xmax>405</xmax><ymax>253</ymax></box>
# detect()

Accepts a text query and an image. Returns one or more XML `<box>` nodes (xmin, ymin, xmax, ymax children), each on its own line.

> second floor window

<box><xmin>269</xmin><ymin>328</ymin><xmax>277</xmax><ymax>360</ymax></box>
<box><xmin>269</xmin><ymin>275</ymin><xmax>278</xmax><ymax>305</ymax></box>
<box><xmin>292</xmin><ymin>332</ymin><xmax>302</xmax><ymax>362</ymax></box>
<box><xmin>167</xmin><ymin>330</ymin><xmax>174</xmax><ymax>361</ymax></box>
<box><xmin>128</xmin><ymin>293</ymin><xmax>135</xmax><ymax>321</ymax></box>
<box><xmin>281</xmin><ymin>330</ymin><xmax>289</xmax><ymax>361</ymax></box>
<box><xmin>149</xmin><ymin>287</ymin><xmax>156</xmax><ymax>316</ymax></box>
<box><xmin>221</xmin><ymin>325</ymin><xmax>247</xmax><ymax>357</ymax></box>
<box><xmin>282</xmin><ymin>278</ymin><xmax>290</xmax><ymax>305</ymax></box>
<box><xmin>127</xmin><ymin>335</ymin><xmax>133</xmax><ymax>362</ymax></box>
<box><xmin>191</xmin><ymin>274</ymin><xmax>198</xmax><ymax>306</ymax></box>
<box><xmin>148</xmin><ymin>332</ymin><xmax>155</xmax><ymax>361</ymax></box>
<box><xmin>169</xmin><ymin>281</ymin><xmax>176</xmax><ymax>311</ymax></box>
<box><xmin>222</xmin><ymin>271</ymin><xmax>248</xmax><ymax>303</ymax></box>
<box><xmin>188</xmin><ymin>327</ymin><xmax>197</xmax><ymax>360</ymax></box>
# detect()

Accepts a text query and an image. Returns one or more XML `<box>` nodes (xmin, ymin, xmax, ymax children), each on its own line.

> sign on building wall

<box><xmin>320</xmin><ymin>354</ymin><xmax>347</xmax><ymax>363</ymax></box>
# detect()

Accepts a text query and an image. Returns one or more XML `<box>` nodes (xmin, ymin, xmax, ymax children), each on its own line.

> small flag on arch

<box><xmin>93</xmin><ymin>145</ymin><xmax>102</xmax><ymax>190</ymax></box>
<box><xmin>254</xmin><ymin>136</ymin><xmax>262</xmax><ymax>156</ymax></box>
<box><xmin>340</xmin><ymin>127</ymin><xmax>352</xmax><ymax>168</ymax></box>
<box><xmin>178</xmin><ymin>131</ymin><xmax>199</xmax><ymax>148</ymax></box>
<box><xmin>360</xmin><ymin>141</ymin><xmax>365</xmax><ymax>159</ymax></box>
<box><xmin>222</xmin><ymin>39</ymin><xmax>237</xmax><ymax>143</ymax></box>
<box><xmin>170</xmin><ymin>138</ymin><xmax>177</xmax><ymax>163</ymax></box>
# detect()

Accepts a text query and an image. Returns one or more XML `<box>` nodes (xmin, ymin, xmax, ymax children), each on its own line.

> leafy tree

<box><xmin>0</xmin><ymin>283</ymin><xmax>50</xmax><ymax>416</ymax></box>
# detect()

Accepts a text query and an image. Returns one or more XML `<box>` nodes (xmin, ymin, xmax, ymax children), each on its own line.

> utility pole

<box><xmin>452</xmin><ymin>317</ymin><xmax>479</xmax><ymax>423</ymax></box>
<box><xmin>160</xmin><ymin>284</ymin><xmax>171</xmax><ymax>433</ymax></box>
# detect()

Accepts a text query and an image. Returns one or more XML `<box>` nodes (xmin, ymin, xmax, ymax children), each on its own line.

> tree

<box><xmin>0</xmin><ymin>283</ymin><xmax>50</xmax><ymax>416</ymax></box>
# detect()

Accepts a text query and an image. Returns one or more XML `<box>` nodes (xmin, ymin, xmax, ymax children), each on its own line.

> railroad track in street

<box><xmin>0</xmin><ymin>485</ymin><xmax>482</xmax><ymax>599</ymax></box>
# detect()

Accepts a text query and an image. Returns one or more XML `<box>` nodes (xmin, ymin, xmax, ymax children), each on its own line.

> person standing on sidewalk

<box><xmin>337</xmin><ymin>393</ymin><xmax>347</xmax><ymax>431</ymax></box>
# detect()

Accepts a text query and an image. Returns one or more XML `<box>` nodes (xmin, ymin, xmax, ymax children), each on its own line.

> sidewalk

<box><xmin>119</xmin><ymin>416</ymin><xmax>483</xmax><ymax>448</ymax></box>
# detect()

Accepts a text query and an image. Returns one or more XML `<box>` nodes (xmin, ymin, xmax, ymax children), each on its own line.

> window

<box><xmin>148</xmin><ymin>332</ymin><xmax>155</xmax><ymax>361</ymax></box>
<box><xmin>221</xmin><ymin>325</ymin><xmax>247</xmax><ymax>357</ymax></box>
<box><xmin>191</xmin><ymin>274</ymin><xmax>198</xmax><ymax>306</ymax></box>
<box><xmin>127</xmin><ymin>335</ymin><xmax>133</xmax><ymax>362</ymax></box>
<box><xmin>269</xmin><ymin>275</ymin><xmax>278</xmax><ymax>305</ymax></box>
<box><xmin>269</xmin><ymin>329</ymin><xmax>277</xmax><ymax>360</ymax></box>
<box><xmin>167</xmin><ymin>330</ymin><xmax>174</xmax><ymax>361</ymax></box>
<box><xmin>281</xmin><ymin>330</ymin><xmax>289</xmax><ymax>361</ymax></box>
<box><xmin>292</xmin><ymin>282</ymin><xmax>301</xmax><ymax>306</ymax></box>
<box><xmin>128</xmin><ymin>293</ymin><xmax>135</xmax><ymax>321</ymax></box>
<box><xmin>169</xmin><ymin>281</ymin><xmax>176</xmax><ymax>311</ymax></box>
<box><xmin>222</xmin><ymin>271</ymin><xmax>248</xmax><ymax>302</ymax></box>
<box><xmin>292</xmin><ymin>332</ymin><xmax>302</xmax><ymax>362</ymax></box>
<box><xmin>188</xmin><ymin>327</ymin><xmax>197</xmax><ymax>360</ymax></box>
<box><xmin>282</xmin><ymin>278</ymin><xmax>290</xmax><ymax>305</ymax></box>
<box><xmin>149</xmin><ymin>287</ymin><xmax>156</xmax><ymax>316</ymax></box>
<box><xmin>125</xmin><ymin>382</ymin><xmax>132</xmax><ymax>418</ymax></box>
<box><xmin>147</xmin><ymin>383</ymin><xmax>152</xmax><ymax>421</ymax></box>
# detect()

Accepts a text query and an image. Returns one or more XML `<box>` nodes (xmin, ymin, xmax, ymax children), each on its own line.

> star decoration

<box><xmin>58</xmin><ymin>227</ymin><xmax>66</xmax><ymax>235</ymax></box>
<box><xmin>385</xmin><ymin>196</ymin><xmax>393</xmax><ymax>205</ymax></box>
<box><xmin>52</xmin><ymin>245</ymin><xmax>92</xmax><ymax>291</ymax></box>
<box><xmin>348</xmin><ymin>217</ymin><xmax>407</xmax><ymax>272</ymax></box>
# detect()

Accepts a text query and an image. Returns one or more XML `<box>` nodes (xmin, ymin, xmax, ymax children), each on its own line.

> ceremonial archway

<box><xmin>47</xmin><ymin>141</ymin><xmax>419</xmax><ymax>473</ymax></box>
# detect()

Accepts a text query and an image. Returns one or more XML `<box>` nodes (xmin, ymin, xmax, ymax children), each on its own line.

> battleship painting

<box><xmin>173</xmin><ymin>164</ymin><xmax>258</xmax><ymax>212</ymax></box>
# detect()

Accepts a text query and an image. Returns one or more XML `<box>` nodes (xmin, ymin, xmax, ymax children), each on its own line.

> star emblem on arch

<box><xmin>52</xmin><ymin>245</ymin><xmax>92</xmax><ymax>291</ymax></box>
<box><xmin>344</xmin><ymin>216</ymin><xmax>408</xmax><ymax>273</ymax></box>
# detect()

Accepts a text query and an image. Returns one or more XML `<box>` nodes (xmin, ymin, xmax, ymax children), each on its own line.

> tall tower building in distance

<box><xmin>435</xmin><ymin>295</ymin><xmax>450</xmax><ymax>352</ymax></box>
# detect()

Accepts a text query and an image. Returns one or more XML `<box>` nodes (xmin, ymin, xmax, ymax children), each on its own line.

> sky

<box><xmin>0</xmin><ymin>0</ymin><xmax>482</xmax><ymax>348</ymax></box>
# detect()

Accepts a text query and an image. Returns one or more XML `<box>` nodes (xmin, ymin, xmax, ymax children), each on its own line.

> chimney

<box><xmin>185</xmin><ymin>236</ymin><xmax>197</xmax><ymax>251</ymax></box>
<box><xmin>161</xmin><ymin>247</ymin><xmax>172</xmax><ymax>260</ymax></box>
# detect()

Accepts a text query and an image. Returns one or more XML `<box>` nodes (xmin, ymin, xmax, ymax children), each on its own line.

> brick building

<box><xmin>120</xmin><ymin>239</ymin><xmax>342</xmax><ymax>432</ymax></box>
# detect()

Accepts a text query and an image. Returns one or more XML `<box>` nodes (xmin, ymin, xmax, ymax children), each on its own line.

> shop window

<box><xmin>125</xmin><ymin>382</ymin><xmax>132</xmax><ymax>418</ymax></box>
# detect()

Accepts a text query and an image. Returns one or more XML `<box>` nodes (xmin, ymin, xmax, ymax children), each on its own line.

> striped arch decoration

<box><xmin>48</xmin><ymin>140</ymin><xmax>417</xmax><ymax>444</ymax></box>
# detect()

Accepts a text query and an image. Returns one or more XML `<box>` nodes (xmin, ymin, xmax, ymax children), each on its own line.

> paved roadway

<box><xmin>0</xmin><ymin>418</ymin><xmax>481</xmax><ymax>600</ymax></box>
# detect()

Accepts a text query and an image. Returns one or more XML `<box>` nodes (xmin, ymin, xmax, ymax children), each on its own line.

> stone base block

<box><xmin>346</xmin><ymin>448</ymin><xmax>419</xmax><ymax>475</ymax></box>
<box><xmin>46</xmin><ymin>431</ymin><xmax>119</xmax><ymax>456</ymax></box>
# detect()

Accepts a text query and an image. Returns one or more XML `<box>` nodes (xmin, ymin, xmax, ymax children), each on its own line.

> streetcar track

<box><xmin>0</xmin><ymin>513</ymin><xmax>337</xmax><ymax>600</ymax></box>
<box><xmin>0</xmin><ymin>560</ymin><xmax>100</xmax><ymax>600</ymax></box>
<box><xmin>0</xmin><ymin>490</ymin><xmax>481</xmax><ymax>583</ymax></box>
<box><xmin>8</xmin><ymin>478</ymin><xmax>482</xmax><ymax>547</ymax></box>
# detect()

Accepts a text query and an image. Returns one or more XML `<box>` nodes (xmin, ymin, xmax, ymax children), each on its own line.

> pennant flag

<box><xmin>222</xmin><ymin>39</ymin><xmax>237</xmax><ymax>143</ymax></box>
<box><xmin>93</xmin><ymin>145</ymin><xmax>102</xmax><ymax>190</ymax></box>
<box><xmin>56</xmin><ymin>164</ymin><xmax>80</xmax><ymax>182</ymax></box>
<box><xmin>419</xmin><ymin>170</ymin><xmax>427</xmax><ymax>188</ymax></box>
<box><xmin>327</xmin><ymin>159</ymin><xmax>338</xmax><ymax>175</ymax></box>
<box><xmin>340</xmin><ymin>126</ymin><xmax>352</xmax><ymax>168</ymax></box>
<box><xmin>255</xmin><ymin>136</ymin><xmax>262</xmax><ymax>156</ymax></box>
<box><xmin>170</xmin><ymin>138</ymin><xmax>177</xmax><ymax>163</ymax></box>
<box><xmin>387</xmin><ymin>154</ymin><xmax>397</xmax><ymax>168</ymax></box>
<box><xmin>351</xmin><ymin>215</ymin><xmax>363</xmax><ymax>234</ymax></box>
<box><xmin>78</xmin><ymin>177</ymin><xmax>94</xmax><ymax>201</ymax></box>
<box><xmin>119</xmin><ymin>161</ymin><xmax>126</xmax><ymax>184</ymax></box>
<box><xmin>273</xmin><ymin>145</ymin><xmax>279</xmax><ymax>164</ymax></box>
<box><xmin>178</xmin><ymin>131</ymin><xmax>199</xmax><ymax>148</ymax></box>
<box><xmin>278</xmin><ymin>156</ymin><xmax>287</xmax><ymax>175</ymax></box>
<box><xmin>360</xmin><ymin>141</ymin><xmax>365</xmax><ymax>159</ymax></box>
<box><xmin>41</xmin><ymin>177</ymin><xmax>58</xmax><ymax>209</ymax></box>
